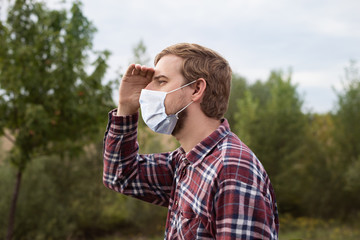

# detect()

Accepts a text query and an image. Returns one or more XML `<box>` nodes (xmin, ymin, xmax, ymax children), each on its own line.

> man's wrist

<box><xmin>116</xmin><ymin>103</ymin><xmax>138</xmax><ymax>116</ymax></box>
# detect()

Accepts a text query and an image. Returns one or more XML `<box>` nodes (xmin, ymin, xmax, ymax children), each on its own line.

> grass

<box><xmin>280</xmin><ymin>214</ymin><xmax>360</xmax><ymax>240</ymax></box>
<box><xmin>95</xmin><ymin>215</ymin><xmax>360</xmax><ymax>240</ymax></box>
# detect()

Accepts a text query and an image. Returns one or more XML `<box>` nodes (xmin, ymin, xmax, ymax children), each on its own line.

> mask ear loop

<box><xmin>174</xmin><ymin>101</ymin><xmax>193</xmax><ymax>119</ymax></box>
<box><xmin>167</xmin><ymin>80</ymin><xmax>197</xmax><ymax>94</ymax></box>
<box><xmin>168</xmin><ymin>80</ymin><xmax>197</xmax><ymax>119</ymax></box>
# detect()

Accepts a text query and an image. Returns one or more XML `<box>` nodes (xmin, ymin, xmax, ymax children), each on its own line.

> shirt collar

<box><xmin>180</xmin><ymin>118</ymin><xmax>230</xmax><ymax>166</ymax></box>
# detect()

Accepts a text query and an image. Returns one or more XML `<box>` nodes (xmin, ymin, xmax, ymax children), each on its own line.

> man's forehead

<box><xmin>154</xmin><ymin>55</ymin><xmax>183</xmax><ymax>76</ymax></box>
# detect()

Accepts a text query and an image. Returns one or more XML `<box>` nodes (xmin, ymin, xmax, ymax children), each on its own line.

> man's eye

<box><xmin>158</xmin><ymin>80</ymin><xmax>166</xmax><ymax>85</ymax></box>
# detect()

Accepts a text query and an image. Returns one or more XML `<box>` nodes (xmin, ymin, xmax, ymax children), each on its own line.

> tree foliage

<box><xmin>331</xmin><ymin>60</ymin><xmax>360</xmax><ymax>214</ymax></box>
<box><xmin>0</xmin><ymin>0</ymin><xmax>114</xmax><ymax>167</ymax></box>
<box><xmin>333</xmin><ymin>60</ymin><xmax>360</xmax><ymax>163</ymax></box>
<box><xmin>225</xmin><ymin>73</ymin><xmax>247</xmax><ymax>127</ymax></box>
<box><xmin>233</xmin><ymin>70</ymin><xmax>308</xmax><ymax>214</ymax></box>
<box><xmin>0</xmin><ymin>0</ymin><xmax>115</xmax><ymax>238</ymax></box>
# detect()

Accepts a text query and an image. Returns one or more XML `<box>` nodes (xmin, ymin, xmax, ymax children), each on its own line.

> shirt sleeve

<box><xmin>103</xmin><ymin>109</ymin><xmax>175</xmax><ymax>207</ymax></box>
<box><xmin>214</xmin><ymin>171</ymin><xmax>279</xmax><ymax>239</ymax></box>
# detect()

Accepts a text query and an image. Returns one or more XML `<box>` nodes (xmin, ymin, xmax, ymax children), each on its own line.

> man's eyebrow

<box><xmin>153</xmin><ymin>75</ymin><xmax>169</xmax><ymax>80</ymax></box>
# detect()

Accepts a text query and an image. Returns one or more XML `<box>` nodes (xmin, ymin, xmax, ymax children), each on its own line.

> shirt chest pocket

<box><xmin>178</xmin><ymin>202</ymin><xmax>200</xmax><ymax>239</ymax></box>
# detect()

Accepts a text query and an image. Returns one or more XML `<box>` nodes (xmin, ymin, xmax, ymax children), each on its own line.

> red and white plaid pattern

<box><xmin>103</xmin><ymin>109</ymin><xmax>279</xmax><ymax>239</ymax></box>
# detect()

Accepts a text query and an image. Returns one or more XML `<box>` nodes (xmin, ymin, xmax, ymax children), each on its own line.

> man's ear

<box><xmin>191</xmin><ymin>78</ymin><xmax>206</xmax><ymax>102</ymax></box>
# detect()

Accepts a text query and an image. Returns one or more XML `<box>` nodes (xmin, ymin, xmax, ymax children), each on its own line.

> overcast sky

<box><xmin>2</xmin><ymin>0</ymin><xmax>360</xmax><ymax>113</ymax></box>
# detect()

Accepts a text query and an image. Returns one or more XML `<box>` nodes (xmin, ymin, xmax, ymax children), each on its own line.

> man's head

<box><xmin>154</xmin><ymin>43</ymin><xmax>232</xmax><ymax>120</ymax></box>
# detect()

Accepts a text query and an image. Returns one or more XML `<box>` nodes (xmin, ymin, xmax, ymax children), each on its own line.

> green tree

<box><xmin>331</xmin><ymin>60</ymin><xmax>360</xmax><ymax>217</ymax></box>
<box><xmin>235</xmin><ymin>89</ymin><xmax>258</xmax><ymax>146</ymax></box>
<box><xmin>225</xmin><ymin>73</ymin><xmax>247</xmax><ymax>127</ymax></box>
<box><xmin>0</xmin><ymin>0</ymin><xmax>114</xmax><ymax>238</ymax></box>
<box><xmin>299</xmin><ymin>113</ymin><xmax>337</xmax><ymax>217</ymax></box>
<box><xmin>234</xmin><ymin>70</ymin><xmax>307</xmax><ymax>214</ymax></box>
<box><xmin>333</xmin><ymin>60</ymin><xmax>360</xmax><ymax>164</ymax></box>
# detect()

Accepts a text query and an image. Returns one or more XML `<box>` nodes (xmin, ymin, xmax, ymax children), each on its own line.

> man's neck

<box><xmin>175</xmin><ymin>114</ymin><xmax>221</xmax><ymax>153</ymax></box>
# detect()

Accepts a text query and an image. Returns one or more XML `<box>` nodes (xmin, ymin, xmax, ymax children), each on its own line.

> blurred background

<box><xmin>1</xmin><ymin>0</ymin><xmax>359</xmax><ymax>239</ymax></box>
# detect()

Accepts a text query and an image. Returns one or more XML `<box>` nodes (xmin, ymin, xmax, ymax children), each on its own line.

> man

<box><xmin>103</xmin><ymin>43</ymin><xmax>279</xmax><ymax>239</ymax></box>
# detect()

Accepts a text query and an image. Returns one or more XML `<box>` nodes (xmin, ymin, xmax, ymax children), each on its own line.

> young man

<box><xmin>103</xmin><ymin>43</ymin><xmax>279</xmax><ymax>239</ymax></box>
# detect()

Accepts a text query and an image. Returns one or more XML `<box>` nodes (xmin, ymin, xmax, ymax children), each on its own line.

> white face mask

<box><xmin>139</xmin><ymin>80</ymin><xmax>196</xmax><ymax>135</ymax></box>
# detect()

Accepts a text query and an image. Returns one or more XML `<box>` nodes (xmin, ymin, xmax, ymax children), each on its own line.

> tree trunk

<box><xmin>6</xmin><ymin>169</ymin><xmax>22</xmax><ymax>240</ymax></box>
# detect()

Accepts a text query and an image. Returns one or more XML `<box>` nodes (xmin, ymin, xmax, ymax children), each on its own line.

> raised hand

<box><xmin>117</xmin><ymin>64</ymin><xmax>154</xmax><ymax>116</ymax></box>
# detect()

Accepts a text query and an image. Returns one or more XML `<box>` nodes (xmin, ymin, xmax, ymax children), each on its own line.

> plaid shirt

<box><xmin>103</xmin><ymin>110</ymin><xmax>279</xmax><ymax>239</ymax></box>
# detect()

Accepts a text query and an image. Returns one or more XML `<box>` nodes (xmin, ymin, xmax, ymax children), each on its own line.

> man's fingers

<box><xmin>133</xmin><ymin>64</ymin><xmax>141</xmax><ymax>75</ymax></box>
<box><xmin>145</xmin><ymin>67</ymin><xmax>155</xmax><ymax>81</ymax></box>
<box><xmin>124</xmin><ymin>64</ymin><xmax>135</xmax><ymax>77</ymax></box>
<box><xmin>123</xmin><ymin>64</ymin><xmax>153</xmax><ymax>86</ymax></box>
<box><xmin>139</xmin><ymin>65</ymin><xmax>147</xmax><ymax>77</ymax></box>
